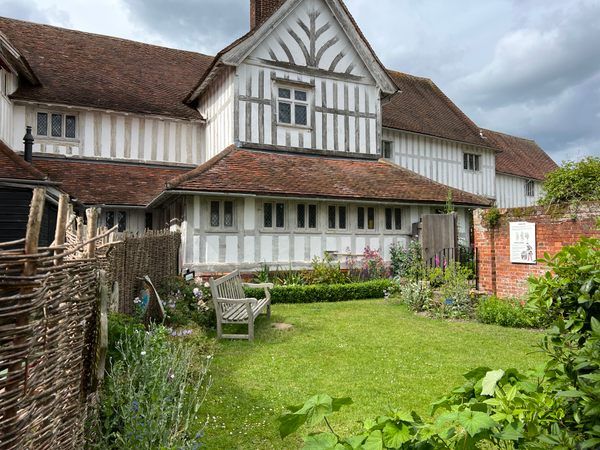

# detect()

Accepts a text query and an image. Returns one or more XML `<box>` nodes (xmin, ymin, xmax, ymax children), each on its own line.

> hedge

<box><xmin>244</xmin><ymin>279</ymin><xmax>392</xmax><ymax>304</ymax></box>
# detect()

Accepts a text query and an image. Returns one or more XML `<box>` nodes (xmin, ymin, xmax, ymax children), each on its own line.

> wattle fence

<box><xmin>0</xmin><ymin>189</ymin><xmax>114</xmax><ymax>449</ymax></box>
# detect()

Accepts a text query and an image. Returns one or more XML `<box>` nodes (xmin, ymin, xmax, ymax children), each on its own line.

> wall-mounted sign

<box><xmin>510</xmin><ymin>222</ymin><xmax>537</xmax><ymax>264</ymax></box>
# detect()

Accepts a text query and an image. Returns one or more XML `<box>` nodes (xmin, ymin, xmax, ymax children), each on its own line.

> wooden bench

<box><xmin>209</xmin><ymin>270</ymin><xmax>273</xmax><ymax>341</ymax></box>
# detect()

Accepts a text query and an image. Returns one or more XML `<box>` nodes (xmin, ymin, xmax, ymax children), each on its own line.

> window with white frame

<box><xmin>297</xmin><ymin>203</ymin><xmax>317</xmax><ymax>230</ymax></box>
<box><xmin>384</xmin><ymin>207</ymin><xmax>403</xmax><ymax>231</ymax></box>
<box><xmin>357</xmin><ymin>206</ymin><xmax>376</xmax><ymax>230</ymax></box>
<box><xmin>105</xmin><ymin>210</ymin><xmax>127</xmax><ymax>232</ymax></box>
<box><xmin>209</xmin><ymin>200</ymin><xmax>235</xmax><ymax>228</ymax></box>
<box><xmin>264</xmin><ymin>202</ymin><xmax>285</xmax><ymax>229</ymax></box>
<box><xmin>525</xmin><ymin>180</ymin><xmax>535</xmax><ymax>197</ymax></box>
<box><xmin>277</xmin><ymin>86</ymin><xmax>309</xmax><ymax>127</ymax></box>
<box><xmin>328</xmin><ymin>205</ymin><xmax>347</xmax><ymax>230</ymax></box>
<box><xmin>463</xmin><ymin>153</ymin><xmax>481</xmax><ymax>171</ymax></box>
<box><xmin>36</xmin><ymin>111</ymin><xmax>77</xmax><ymax>139</ymax></box>
<box><xmin>382</xmin><ymin>140</ymin><xmax>393</xmax><ymax>159</ymax></box>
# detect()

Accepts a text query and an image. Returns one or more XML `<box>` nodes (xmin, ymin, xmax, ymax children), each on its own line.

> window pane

<box><xmin>276</xmin><ymin>203</ymin><xmax>285</xmax><ymax>228</ymax></box>
<box><xmin>295</xmin><ymin>104</ymin><xmax>307</xmax><ymax>125</ymax></box>
<box><xmin>145</xmin><ymin>213</ymin><xmax>153</xmax><ymax>230</ymax></box>
<box><xmin>474</xmin><ymin>155</ymin><xmax>480</xmax><ymax>171</ymax></box>
<box><xmin>295</xmin><ymin>90</ymin><xmax>307</xmax><ymax>101</ymax></box>
<box><xmin>463</xmin><ymin>154</ymin><xmax>468</xmax><ymax>170</ymax></box>
<box><xmin>328</xmin><ymin>206</ymin><xmax>336</xmax><ymax>229</ymax></box>
<box><xmin>383</xmin><ymin>141</ymin><xmax>392</xmax><ymax>158</ymax></box>
<box><xmin>37</xmin><ymin>112</ymin><xmax>48</xmax><ymax>136</ymax></box>
<box><xmin>279</xmin><ymin>102</ymin><xmax>291</xmax><ymax>124</ymax></box>
<box><xmin>357</xmin><ymin>207</ymin><xmax>365</xmax><ymax>229</ymax></box>
<box><xmin>297</xmin><ymin>204</ymin><xmax>306</xmax><ymax>228</ymax></box>
<box><xmin>51</xmin><ymin>114</ymin><xmax>63</xmax><ymax>137</ymax></box>
<box><xmin>117</xmin><ymin>211</ymin><xmax>127</xmax><ymax>233</ymax></box>
<box><xmin>308</xmin><ymin>205</ymin><xmax>317</xmax><ymax>228</ymax></box>
<box><xmin>224</xmin><ymin>201</ymin><xmax>234</xmax><ymax>227</ymax></box>
<box><xmin>394</xmin><ymin>208</ymin><xmax>402</xmax><ymax>230</ymax></box>
<box><xmin>65</xmin><ymin>115</ymin><xmax>76</xmax><ymax>138</ymax></box>
<box><xmin>105</xmin><ymin>211</ymin><xmax>115</xmax><ymax>229</ymax></box>
<box><xmin>385</xmin><ymin>208</ymin><xmax>393</xmax><ymax>230</ymax></box>
<box><xmin>278</xmin><ymin>88</ymin><xmax>291</xmax><ymax>99</ymax></box>
<box><xmin>264</xmin><ymin>203</ymin><xmax>273</xmax><ymax>228</ymax></box>
<box><xmin>210</xmin><ymin>201</ymin><xmax>220</xmax><ymax>227</ymax></box>
<box><xmin>339</xmin><ymin>207</ymin><xmax>347</xmax><ymax>229</ymax></box>
<box><xmin>367</xmin><ymin>208</ymin><xmax>375</xmax><ymax>230</ymax></box>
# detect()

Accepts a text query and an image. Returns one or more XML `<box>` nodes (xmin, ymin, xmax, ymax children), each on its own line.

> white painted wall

<box><xmin>11</xmin><ymin>102</ymin><xmax>203</xmax><ymax>165</ymax></box>
<box><xmin>197</xmin><ymin>66</ymin><xmax>235</xmax><ymax>161</ymax></box>
<box><xmin>495</xmin><ymin>173</ymin><xmax>541</xmax><ymax>208</ymax></box>
<box><xmin>0</xmin><ymin>69</ymin><xmax>15</xmax><ymax>145</ymax></box>
<box><xmin>181</xmin><ymin>194</ymin><xmax>471</xmax><ymax>272</ymax></box>
<box><xmin>98</xmin><ymin>208</ymin><xmax>147</xmax><ymax>234</ymax></box>
<box><xmin>383</xmin><ymin>128</ymin><xmax>497</xmax><ymax>199</ymax></box>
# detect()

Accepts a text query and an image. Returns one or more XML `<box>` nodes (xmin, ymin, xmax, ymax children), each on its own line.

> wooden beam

<box><xmin>54</xmin><ymin>193</ymin><xmax>69</xmax><ymax>263</ymax></box>
<box><xmin>86</xmin><ymin>208</ymin><xmax>98</xmax><ymax>258</ymax></box>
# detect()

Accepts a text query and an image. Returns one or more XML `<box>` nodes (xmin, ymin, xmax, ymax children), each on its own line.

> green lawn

<box><xmin>201</xmin><ymin>300</ymin><xmax>545</xmax><ymax>449</ymax></box>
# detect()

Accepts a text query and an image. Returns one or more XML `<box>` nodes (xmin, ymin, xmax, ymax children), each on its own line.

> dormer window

<box><xmin>36</xmin><ymin>111</ymin><xmax>77</xmax><ymax>139</ymax></box>
<box><xmin>278</xmin><ymin>86</ymin><xmax>309</xmax><ymax>127</ymax></box>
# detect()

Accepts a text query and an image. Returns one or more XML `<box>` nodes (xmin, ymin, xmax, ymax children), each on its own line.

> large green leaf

<box><xmin>279</xmin><ymin>395</ymin><xmax>353</xmax><ymax>439</ymax></box>
<box><xmin>481</xmin><ymin>370</ymin><xmax>505</xmax><ymax>396</ymax></box>
<box><xmin>279</xmin><ymin>411</ymin><xmax>310</xmax><ymax>439</ymax></box>
<box><xmin>457</xmin><ymin>410</ymin><xmax>497</xmax><ymax>437</ymax></box>
<box><xmin>297</xmin><ymin>394</ymin><xmax>335</xmax><ymax>427</ymax></box>
<box><xmin>382</xmin><ymin>422</ymin><xmax>411</xmax><ymax>448</ymax></box>
<box><xmin>362</xmin><ymin>430</ymin><xmax>384</xmax><ymax>450</ymax></box>
<box><xmin>302</xmin><ymin>432</ymin><xmax>341</xmax><ymax>450</ymax></box>
<box><xmin>332</xmin><ymin>397</ymin><xmax>353</xmax><ymax>413</ymax></box>
<box><xmin>497</xmin><ymin>422</ymin><xmax>524</xmax><ymax>441</ymax></box>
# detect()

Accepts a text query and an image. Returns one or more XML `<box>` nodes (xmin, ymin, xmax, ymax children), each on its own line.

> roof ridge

<box><xmin>379</xmin><ymin>158</ymin><xmax>491</xmax><ymax>205</ymax></box>
<box><xmin>0</xmin><ymin>15</ymin><xmax>213</xmax><ymax>57</ymax></box>
<box><xmin>167</xmin><ymin>145</ymin><xmax>237</xmax><ymax>188</ymax></box>
<box><xmin>482</xmin><ymin>128</ymin><xmax>537</xmax><ymax>144</ymax></box>
<box><xmin>385</xmin><ymin>69</ymin><xmax>431</xmax><ymax>83</ymax></box>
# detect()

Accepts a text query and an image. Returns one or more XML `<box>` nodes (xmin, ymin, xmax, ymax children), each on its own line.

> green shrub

<box><xmin>158</xmin><ymin>276</ymin><xmax>215</xmax><ymax>329</ymax></box>
<box><xmin>107</xmin><ymin>313</ymin><xmax>144</xmax><ymax>366</ymax></box>
<box><xmin>389</xmin><ymin>280</ymin><xmax>432</xmax><ymax>312</ymax></box>
<box><xmin>304</xmin><ymin>253</ymin><xmax>349</xmax><ymax>285</ymax></box>
<box><xmin>345</xmin><ymin>247</ymin><xmax>388</xmax><ymax>281</ymax></box>
<box><xmin>245</xmin><ymin>279</ymin><xmax>392</xmax><ymax>304</ymax></box>
<box><xmin>539</xmin><ymin>156</ymin><xmax>600</xmax><ymax>205</ymax></box>
<box><xmin>89</xmin><ymin>326</ymin><xmax>211</xmax><ymax>449</ymax></box>
<box><xmin>476</xmin><ymin>296</ymin><xmax>542</xmax><ymax>328</ymax></box>
<box><xmin>389</xmin><ymin>240</ymin><xmax>424</xmax><ymax>280</ymax></box>
<box><xmin>425</xmin><ymin>263</ymin><xmax>475</xmax><ymax>319</ymax></box>
<box><xmin>427</xmin><ymin>266</ymin><xmax>445</xmax><ymax>288</ymax></box>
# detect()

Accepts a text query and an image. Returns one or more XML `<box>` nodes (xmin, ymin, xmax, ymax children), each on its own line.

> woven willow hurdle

<box><xmin>0</xmin><ymin>190</ymin><xmax>115</xmax><ymax>450</ymax></box>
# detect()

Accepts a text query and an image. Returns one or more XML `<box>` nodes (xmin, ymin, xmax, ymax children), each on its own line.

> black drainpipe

<box><xmin>23</xmin><ymin>126</ymin><xmax>34</xmax><ymax>163</ymax></box>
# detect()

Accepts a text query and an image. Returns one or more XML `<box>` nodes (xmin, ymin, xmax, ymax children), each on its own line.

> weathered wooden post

<box><xmin>54</xmin><ymin>193</ymin><xmax>69</xmax><ymax>263</ymax></box>
<box><xmin>3</xmin><ymin>188</ymin><xmax>46</xmax><ymax>448</ymax></box>
<box><xmin>86</xmin><ymin>208</ymin><xmax>98</xmax><ymax>258</ymax></box>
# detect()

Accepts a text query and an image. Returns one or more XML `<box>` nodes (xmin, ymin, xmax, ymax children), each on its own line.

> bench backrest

<box><xmin>209</xmin><ymin>270</ymin><xmax>245</xmax><ymax>302</ymax></box>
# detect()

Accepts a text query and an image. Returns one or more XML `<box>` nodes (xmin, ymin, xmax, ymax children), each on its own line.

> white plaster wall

<box><xmin>495</xmin><ymin>173</ymin><xmax>541</xmax><ymax>208</ymax></box>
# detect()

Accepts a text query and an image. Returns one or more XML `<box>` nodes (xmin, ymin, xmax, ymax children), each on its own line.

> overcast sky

<box><xmin>1</xmin><ymin>0</ymin><xmax>599</xmax><ymax>163</ymax></box>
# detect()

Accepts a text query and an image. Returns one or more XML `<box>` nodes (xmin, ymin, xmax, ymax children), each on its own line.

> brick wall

<box><xmin>474</xmin><ymin>203</ymin><xmax>600</xmax><ymax>298</ymax></box>
<box><xmin>250</xmin><ymin>0</ymin><xmax>284</xmax><ymax>29</ymax></box>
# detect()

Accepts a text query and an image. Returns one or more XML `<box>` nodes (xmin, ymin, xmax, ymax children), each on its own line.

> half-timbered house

<box><xmin>0</xmin><ymin>0</ymin><xmax>558</xmax><ymax>272</ymax></box>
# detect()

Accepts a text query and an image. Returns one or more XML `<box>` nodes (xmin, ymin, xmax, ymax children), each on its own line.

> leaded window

<box><xmin>357</xmin><ymin>207</ymin><xmax>365</xmax><ymax>229</ymax></box>
<box><xmin>382</xmin><ymin>140</ymin><xmax>393</xmax><ymax>159</ymax></box>
<box><xmin>308</xmin><ymin>205</ymin><xmax>317</xmax><ymax>229</ymax></box>
<box><xmin>51</xmin><ymin>114</ymin><xmax>63</xmax><ymax>137</ymax></box>
<box><xmin>117</xmin><ymin>211</ymin><xmax>127</xmax><ymax>233</ymax></box>
<box><xmin>278</xmin><ymin>85</ymin><xmax>310</xmax><ymax>127</ymax></box>
<box><xmin>367</xmin><ymin>207</ymin><xmax>375</xmax><ymax>230</ymax></box>
<box><xmin>210</xmin><ymin>201</ymin><xmax>220</xmax><ymax>227</ymax></box>
<box><xmin>463</xmin><ymin>153</ymin><xmax>481</xmax><ymax>171</ymax></box>
<box><xmin>297</xmin><ymin>204</ymin><xmax>306</xmax><ymax>228</ymax></box>
<box><xmin>36</xmin><ymin>111</ymin><xmax>77</xmax><ymax>139</ymax></box>
<box><xmin>264</xmin><ymin>202</ymin><xmax>285</xmax><ymax>229</ymax></box>
<box><xmin>65</xmin><ymin>115</ymin><xmax>77</xmax><ymax>138</ymax></box>
<box><xmin>37</xmin><ymin>112</ymin><xmax>48</xmax><ymax>136</ymax></box>
<box><xmin>276</xmin><ymin>203</ymin><xmax>285</xmax><ymax>228</ymax></box>
<box><xmin>264</xmin><ymin>203</ymin><xmax>273</xmax><ymax>228</ymax></box>
<box><xmin>105</xmin><ymin>211</ymin><xmax>115</xmax><ymax>229</ymax></box>
<box><xmin>525</xmin><ymin>180</ymin><xmax>535</xmax><ymax>197</ymax></box>
<box><xmin>385</xmin><ymin>208</ymin><xmax>403</xmax><ymax>230</ymax></box>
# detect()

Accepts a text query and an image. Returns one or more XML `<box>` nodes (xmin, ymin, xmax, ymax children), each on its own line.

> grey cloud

<box><xmin>121</xmin><ymin>0</ymin><xmax>249</xmax><ymax>54</ymax></box>
<box><xmin>0</xmin><ymin>0</ymin><xmax>71</xmax><ymax>26</ymax></box>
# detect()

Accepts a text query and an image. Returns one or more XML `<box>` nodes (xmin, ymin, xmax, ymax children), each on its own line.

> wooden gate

<box><xmin>420</xmin><ymin>213</ymin><xmax>458</xmax><ymax>268</ymax></box>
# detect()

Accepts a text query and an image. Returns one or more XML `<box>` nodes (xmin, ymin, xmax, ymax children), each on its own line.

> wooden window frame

<box><xmin>463</xmin><ymin>153</ymin><xmax>481</xmax><ymax>172</ymax></box>
<box><xmin>208</xmin><ymin>200</ymin><xmax>236</xmax><ymax>231</ymax></box>
<box><xmin>357</xmin><ymin>206</ymin><xmax>377</xmax><ymax>231</ymax></box>
<box><xmin>296</xmin><ymin>203</ymin><xmax>318</xmax><ymax>231</ymax></box>
<box><xmin>525</xmin><ymin>180</ymin><xmax>535</xmax><ymax>197</ymax></box>
<box><xmin>382</xmin><ymin>140</ymin><xmax>393</xmax><ymax>159</ymax></box>
<box><xmin>35</xmin><ymin>109</ymin><xmax>78</xmax><ymax>140</ymax></box>
<box><xmin>384</xmin><ymin>207</ymin><xmax>404</xmax><ymax>231</ymax></box>
<box><xmin>276</xmin><ymin>84</ymin><xmax>311</xmax><ymax>128</ymax></box>
<box><xmin>327</xmin><ymin>205</ymin><xmax>347</xmax><ymax>231</ymax></box>
<box><xmin>263</xmin><ymin>201</ymin><xmax>286</xmax><ymax>230</ymax></box>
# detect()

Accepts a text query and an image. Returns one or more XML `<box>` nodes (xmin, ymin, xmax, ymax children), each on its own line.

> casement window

<box><xmin>105</xmin><ymin>210</ymin><xmax>127</xmax><ymax>232</ymax></box>
<box><xmin>210</xmin><ymin>200</ymin><xmax>235</xmax><ymax>228</ymax></box>
<box><xmin>297</xmin><ymin>204</ymin><xmax>317</xmax><ymax>229</ymax></box>
<box><xmin>357</xmin><ymin>207</ymin><xmax>376</xmax><ymax>230</ymax></box>
<box><xmin>382</xmin><ymin>140</ymin><xmax>393</xmax><ymax>159</ymax></box>
<box><xmin>525</xmin><ymin>180</ymin><xmax>535</xmax><ymax>197</ymax></box>
<box><xmin>264</xmin><ymin>202</ymin><xmax>285</xmax><ymax>229</ymax></box>
<box><xmin>385</xmin><ymin>207</ymin><xmax>403</xmax><ymax>231</ymax></box>
<box><xmin>328</xmin><ymin>205</ymin><xmax>347</xmax><ymax>230</ymax></box>
<box><xmin>145</xmin><ymin>213</ymin><xmax>153</xmax><ymax>230</ymax></box>
<box><xmin>36</xmin><ymin>111</ymin><xmax>77</xmax><ymax>139</ymax></box>
<box><xmin>277</xmin><ymin>86</ymin><xmax>309</xmax><ymax>127</ymax></box>
<box><xmin>463</xmin><ymin>153</ymin><xmax>481</xmax><ymax>171</ymax></box>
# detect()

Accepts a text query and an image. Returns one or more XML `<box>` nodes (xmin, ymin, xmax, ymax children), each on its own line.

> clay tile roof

<box><xmin>0</xmin><ymin>139</ymin><xmax>48</xmax><ymax>182</ymax></box>
<box><xmin>384</xmin><ymin>71</ymin><xmax>492</xmax><ymax>148</ymax></box>
<box><xmin>32</xmin><ymin>158</ymin><xmax>189</xmax><ymax>206</ymax></box>
<box><xmin>483</xmin><ymin>129</ymin><xmax>558</xmax><ymax>181</ymax></box>
<box><xmin>0</xmin><ymin>16</ymin><xmax>213</xmax><ymax>119</ymax></box>
<box><xmin>167</xmin><ymin>146</ymin><xmax>491</xmax><ymax>206</ymax></box>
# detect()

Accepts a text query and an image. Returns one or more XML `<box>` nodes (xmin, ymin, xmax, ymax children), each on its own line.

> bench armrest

<box><xmin>216</xmin><ymin>297</ymin><xmax>258</xmax><ymax>305</ymax></box>
<box><xmin>242</xmin><ymin>283</ymin><xmax>274</xmax><ymax>290</ymax></box>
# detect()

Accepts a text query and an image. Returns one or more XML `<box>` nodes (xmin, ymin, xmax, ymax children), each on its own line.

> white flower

<box><xmin>204</xmin><ymin>282</ymin><xmax>210</xmax><ymax>288</ymax></box>
<box><xmin>140</xmin><ymin>351</ymin><xmax>147</xmax><ymax>356</ymax></box>
<box><xmin>133</xmin><ymin>297</ymin><xmax>141</xmax><ymax>304</ymax></box>
<box><xmin>193</xmin><ymin>287</ymin><xmax>200</xmax><ymax>296</ymax></box>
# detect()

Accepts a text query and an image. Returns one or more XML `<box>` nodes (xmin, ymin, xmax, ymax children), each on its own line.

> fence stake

<box><xmin>54</xmin><ymin>194</ymin><xmax>69</xmax><ymax>263</ymax></box>
<box><xmin>86</xmin><ymin>208</ymin><xmax>98</xmax><ymax>258</ymax></box>
<box><xmin>3</xmin><ymin>188</ymin><xmax>46</xmax><ymax>448</ymax></box>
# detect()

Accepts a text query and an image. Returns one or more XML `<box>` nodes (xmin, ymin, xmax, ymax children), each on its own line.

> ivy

<box><xmin>539</xmin><ymin>156</ymin><xmax>600</xmax><ymax>206</ymax></box>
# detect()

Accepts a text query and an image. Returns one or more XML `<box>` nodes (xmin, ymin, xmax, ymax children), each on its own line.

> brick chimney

<box><xmin>250</xmin><ymin>0</ymin><xmax>285</xmax><ymax>29</ymax></box>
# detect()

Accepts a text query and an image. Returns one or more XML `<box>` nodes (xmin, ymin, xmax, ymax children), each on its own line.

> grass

<box><xmin>201</xmin><ymin>300</ymin><xmax>545</xmax><ymax>449</ymax></box>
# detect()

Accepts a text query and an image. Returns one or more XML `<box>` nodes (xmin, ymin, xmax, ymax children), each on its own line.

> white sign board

<box><xmin>510</xmin><ymin>222</ymin><xmax>537</xmax><ymax>264</ymax></box>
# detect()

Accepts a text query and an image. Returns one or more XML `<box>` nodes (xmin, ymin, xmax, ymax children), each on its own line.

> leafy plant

<box><xmin>89</xmin><ymin>326</ymin><xmax>212</xmax><ymax>449</ymax></box>
<box><xmin>274</xmin><ymin>266</ymin><xmax>307</xmax><ymax>286</ymax></box>
<box><xmin>444</xmin><ymin>190</ymin><xmax>455</xmax><ymax>214</ymax></box>
<box><xmin>306</xmin><ymin>253</ymin><xmax>349</xmax><ymax>285</ymax></box>
<box><xmin>158</xmin><ymin>276</ymin><xmax>215</xmax><ymax>329</ymax></box>
<box><xmin>389</xmin><ymin>240</ymin><xmax>425</xmax><ymax>281</ymax></box>
<box><xmin>539</xmin><ymin>156</ymin><xmax>600</xmax><ymax>206</ymax></box>
<box><xmin>477</xmin><ymin>296</ymin><xmax>542</xmax><ymax>328</ymax></box>
<box><xmin>482</xmin><ymin>207</ymin><xmax>501</xmax><ymax>229</ymax></box>
<box><xmin>427</xmin><ymin>266</ymin><xmax>445</xmax><ymax>288</ymax></box>
<box><xmin>425</xmin><ymin>262</ymin><xmax>475</xmax><ymax>319</ymax></box>
<box><xmin>389</xmin><ymin>280</ymin><xmax>432</xmax><ymax>312</ymax></box>
<box><xmin>347</xmin><ymin>247</ymin><xmax>389</xmax><ymax>282</ymax></box>
<box><xmin>107</xmin><ymin>312</ymin><xmax>144</xmax><ymax>366</ymax></box>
